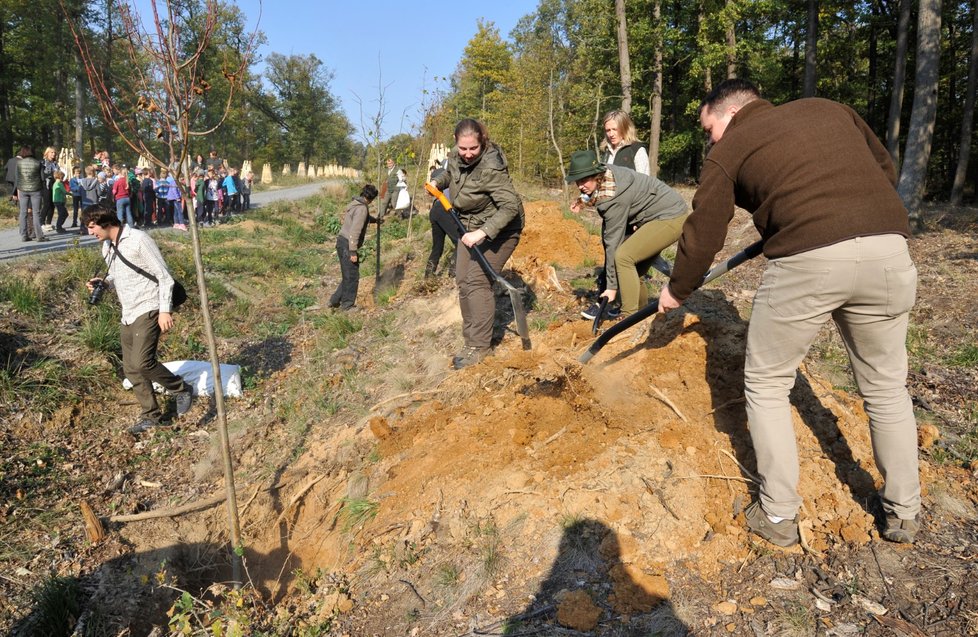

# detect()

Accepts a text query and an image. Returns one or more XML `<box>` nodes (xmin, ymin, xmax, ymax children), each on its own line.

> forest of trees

<box><xmin>0</xmin><ymin>0</ymin><xmax>358</xmax><ymax>172</ymax></box>
<box><xmin>2</xmin><ymin>0</ymin><xmax>976</xmax><ymax>207</ymax></box>
<box><xmin>432</xmin><ymin>0</ymin><xmax>977</xmax><ymax>210</ymax></box>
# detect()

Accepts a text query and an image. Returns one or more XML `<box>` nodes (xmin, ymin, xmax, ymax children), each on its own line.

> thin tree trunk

<box><xmin>615</xmin><ymin>0</ymin><xmax>632</xmax><ymax>112</ymax></box>
<box><xmin>887</xmin><ymin>0</ymin><xmax>912</xmax><ymax>165</ymax></box>
<box><xmin>725</xmin><ymin>0</ymin><xmax>737</xmax><ymax>79</ymax></box>
<box><xmin>548</xmin><ymin>68</ymin><xmax>566</xmax><ymax>189</ymax></box>
<box><xmin>699</xmin><ymin>0</ymin><xmax>712</xmax><ymax>94</ymax></box>
<box><xmin>867</xmin><ymin>0</ymin><xmax>880</xmax><ymax>129</ymax></box>
<box><xmin>950</xmin><ymin>0</ymin><xmax>978</xmax><ymax>205</ymax></box>
<box><xmin>103</xmin><ymin>0</ymin><xmax>114</xmax><ymax>158</ymax></box>
<box><xmin>0</xmin><ymin>16</ymin><xmax>10</xmax><ymax>158</ymax></box>
<box><xmin>803</xmin><ymin>0</ymin><xmax>819</xmax><ymax>97</ymax></box>
<box><xmin>897</xmin><ymin>0</ymin><xmax>942</xmax><ymax>227</ymax></box>
<box><xmin>649</xmin><ymin>0</ymin><xmax>664</xmax><ymax>176</ymax></box>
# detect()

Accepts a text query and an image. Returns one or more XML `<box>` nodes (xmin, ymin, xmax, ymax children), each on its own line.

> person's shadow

<box><xmin>490</xmin><ymin>518</ymin><xmax>690</xmax><ymax>636</ymax></box>
<box><xmin>10</xmin><ymin>539</ymin><xmax>295</xmax><ymax>637</ymax></box>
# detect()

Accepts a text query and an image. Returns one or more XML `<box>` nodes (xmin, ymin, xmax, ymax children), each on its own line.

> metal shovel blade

<box><xmin>578</xmin><ymin>241</ymin><xmax>763</xmax><ymax>363</ymax></box>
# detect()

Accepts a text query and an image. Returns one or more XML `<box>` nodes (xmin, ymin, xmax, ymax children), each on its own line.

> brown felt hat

<box><xmin>565</xmin><ymin>150</ymin><xmax>606</xmax><ymax>183</ymax></box>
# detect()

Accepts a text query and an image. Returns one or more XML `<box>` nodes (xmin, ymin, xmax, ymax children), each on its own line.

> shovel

<box><xmin>592</xmin><ymin>253</ymin><xmax>674</xmax><ymax>334</ymax></box>
<box><xmin>425</xmin><ymin>183</ymin><xmax>532</xmax><ymax>351</ymax></box>
<box><xmin>578</xmin><ymin>240</ymin><xmax>763</xmax><ymax>363</ymax></box>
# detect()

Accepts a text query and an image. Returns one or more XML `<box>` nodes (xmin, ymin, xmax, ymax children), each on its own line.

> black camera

<box><xmin>88</xmin><ymin>279</ymin><xmax>107</xmax><ymax>305</ymax></box>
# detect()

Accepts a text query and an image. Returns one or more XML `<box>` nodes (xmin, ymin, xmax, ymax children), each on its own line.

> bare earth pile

<box><xmin>5</xmin><ymin>195</ymin><xmax>977</xmax><ymax>636</ymax></box>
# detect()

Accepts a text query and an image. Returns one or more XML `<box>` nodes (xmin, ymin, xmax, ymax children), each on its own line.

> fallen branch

<box><xmin>368</xmin><ymin>386</ymin><xmax>446</xmax><ymax>413</ymax></box>
<box><xmin>718</xmin><ymin>448</ymin><xmax>761</xmax><ymax>483</ymax></box>
<box><xmin>671</xmin><ymin>474</ymin><xmax>755</xmax><ymax>483</ymax></box>
<box><xmin>707</xmin><ymin>397</ymin><xmax>745</xmax><ymax>415</ymax></box>
<box><xmin>109</xmin><ymin>492</ymin><xmax>227</xmax><ymax>522</ymax></box>
<box><xmin>274</xmin><ymin>474</ymin><xmax>328</xmax><ymax>526</ymax></box>
<box><xmin>648</xmin><ymin>384</ymin><xmax>687</xmax><ymax>422</ymax></box>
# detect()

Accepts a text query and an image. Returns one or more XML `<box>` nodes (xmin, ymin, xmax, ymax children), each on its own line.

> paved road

<box><xmin>0</xmin><ymin>180</ymin><xmax>339</xmax><ymax>262</ymax></box>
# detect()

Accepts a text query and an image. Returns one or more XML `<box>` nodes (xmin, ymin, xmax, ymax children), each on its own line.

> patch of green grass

<box><xmin>435</xmin><ymin>563</ymin><xmax>460</xmax><ymax>588</ymax></box>
<box><xmin>906</xmin><ymin>323</ymin><xmax>932</xmax><ymax>361</ymax></box>
<box><xmin>775</xmin><ymin>600</ymin><xmax>813</xmax><ymax>635</ymax></box>
<box><xmin>375</xmin><ymin>286</ymin><xmax>397</xmax><ymax>307</ymax></box>
<box><xmin>0</xmin><ymin>278</ymin><xmax>44</xmax><ymax>318</ymax></box>
<box><xmin>339</xmin><ymin>496</ymin><xmax>379</xmax><ymax>532</ymax></box>
<box><xmin>313</xmin><ymin>313</ymin><xmax>363</xmax><ymax>350</ymax></box>
<box><xmin>946</xmin><ymin>343</ymin><xmax>978</xmax><ymax>368</ymax></box>
<box><xmin>282</xmin><ymin>252</ymin><xmax>324</xmax><ymax>278</ymax></box>
<box><xmin>284</xmin><ymin>293</ymin><xmax>317</xmax><ymax>311</ymax></box>
<box><xmin>78</xmin><ymin>304</ymin><xmax>121</xmax><ymax>356</ymax></box>
<box><xmin>18</xmin><ymin>576</ymin><xmax>82</xmax><ymax>637</ymax></box>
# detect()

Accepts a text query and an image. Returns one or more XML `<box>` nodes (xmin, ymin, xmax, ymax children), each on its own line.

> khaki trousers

<box><xmin>615</xmin><ymin>214</ymin><xmax>687</xmax><ymax>313</ymax></box>
<box><xmin>121</xmin><ymin>310</ymin><xmax>187</xmax><ymax>422</ymax></box>
<box><xmin>456</xmin><ymin>230</ymin><xmax>519</xmax><ymax>349</ymax></box>
<box><xmin>745</xmin><ymin>234</ymin><xmax>920</xmax><ymax>520</ymax></box>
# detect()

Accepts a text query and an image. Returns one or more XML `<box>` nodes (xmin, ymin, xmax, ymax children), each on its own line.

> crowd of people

<box><xmin>5</xmin><ymin>148</ymin><xmax>254</xmax><ymax>242</ymax></box>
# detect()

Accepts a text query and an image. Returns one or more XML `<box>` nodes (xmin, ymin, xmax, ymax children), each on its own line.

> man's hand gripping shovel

<box><xmin>425</xmin><ymin>183</ymin><xmax>532</xmax><ymax>350</ymax></box>
<box><xmin>579</xmin><ymin>241</ymin><xmax>763</xmax><ymax>363</ymax></box>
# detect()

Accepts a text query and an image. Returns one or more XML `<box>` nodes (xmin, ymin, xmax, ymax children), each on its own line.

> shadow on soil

<box><xmin>497</xmin><ymin>519</ymin><xmax>690</xmax><ymax>635</ymax></box>
<box><xmin>617</xmin><ymin>290</ymin><xmax>879</xmax><ymax>517</ymax></box>
<box><xmin>10</xmin><ymin>540</ymin><xmax>297</xmax><ymax>637</ymax></box>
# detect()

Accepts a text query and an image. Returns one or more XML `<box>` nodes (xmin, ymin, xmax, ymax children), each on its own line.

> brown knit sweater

<box><xmin>669</xmin><ymin>98</ymin><xmax>910</xmax><ymax>301</ymax></box>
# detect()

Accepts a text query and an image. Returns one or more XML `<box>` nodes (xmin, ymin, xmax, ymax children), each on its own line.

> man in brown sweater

<box><xmin>659</xmin><ymin>79</ymin><xmax>920</xmax><ymax>547</ymax></box>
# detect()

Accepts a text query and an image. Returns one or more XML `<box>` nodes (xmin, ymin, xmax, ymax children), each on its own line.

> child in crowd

<box><xmin>141</xmin><ymin>168</ymin><xmax>156</xmax><ymax>225</ymax></box>
<box><xmin>223</xmin><ymin>167</ymin><xmax>239</xmax><ymax>213</ymax></box>
<box><xmin>69</xmin><ymin>166</ymin><xmax>83</xmax><ymax>228</ymax></box>
<box><xmin>129</xmin><ymin>167</ymin><xmax>143</xmax><ymax>226</ymax></box>
<box><xmin>52</xmin><ymin>170</ymin><xmax>69</xmax><ymax>233</ymax></box>
<box><xmin>95</xmin><ymin>171</ymin><xmax>110</xmax><ymax>207</ymax></box>
<box><xmin>167</xmin><ymin>169</ymin><xmax>186</xmax><ymax>230</ymax></box>
<box><xmin>204</xmin><ymin>168</ymin><xmax>219</xmax><ymax>225</ymax></box>
<box><xmin>241</xmin><ymin>170</ymin><xmax>253</xmax><ymax>210</ymax></box>
<box><xmin>156</xmin><ymin>168</ymin><xmax>172</xmax><ymax>225</ymax></box>
<box><xmin>193</xmin><ymin>168</ymin><xmax>205</xmax><ymax>226</ymax></box>
<box><xmin>111</xmin><ymin>165</ymin><xmax>133</xmax><ymax>226</ymax></box>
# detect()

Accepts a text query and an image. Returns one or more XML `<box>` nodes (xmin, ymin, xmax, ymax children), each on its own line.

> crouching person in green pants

<box><xmin>567</xmin><ymin>149</ymin><xmax>688</xmax><ymax>319</ymax></box>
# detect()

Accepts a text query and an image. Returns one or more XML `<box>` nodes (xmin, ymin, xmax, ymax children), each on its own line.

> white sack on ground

<box><xmin>122</xmin><ymin>360</ymin><xmax>243</xmax><ymax>397</ymax></box>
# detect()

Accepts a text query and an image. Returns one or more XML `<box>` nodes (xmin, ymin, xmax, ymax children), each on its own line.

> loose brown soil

<box><xmin>2</xmin><ymin>192</ymin><xmax>977</xmax><ymax>636</ymax></box>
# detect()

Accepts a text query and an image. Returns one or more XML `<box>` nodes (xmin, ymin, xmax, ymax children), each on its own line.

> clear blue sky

<box><xmin>235</xmin><ymin>1</ymin><xmax>531</xmax><ymax>142</ymax></box>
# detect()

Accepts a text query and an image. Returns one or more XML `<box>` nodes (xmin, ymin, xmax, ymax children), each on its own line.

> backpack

<box><xmin>96</xmin><ymin>182</ymin><xmax>110</xmax><ymax>205</ymax></box>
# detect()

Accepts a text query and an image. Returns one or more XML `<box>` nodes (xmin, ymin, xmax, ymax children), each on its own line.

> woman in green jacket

<box><xmin>567</xmin><ymin>149</ymin><xmax>688</xmax><ymax>318</ymax></box>
<box><xmin>429</xmin><ymin>119</ymin><xmax>525</xmax><ymax>369</ymax></box>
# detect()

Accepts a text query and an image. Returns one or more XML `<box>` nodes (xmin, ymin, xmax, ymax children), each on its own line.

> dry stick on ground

<box><xmin>368</xmin><ymin>384</ymin><xmax>449</xmax><ymax>414</ymax></box>
<box><xmin>718</xmin><ymin>448</ymin><xmax>762</xmax><ymax>484</ymax></box>
<box><xmin>274</xmin><ymin>474</ymin><xmax>329</xmax><ymax>527</ymax></box>
<box><xmin>109</xmin><ymin>492</ymin><xmax>229</xmax><ymax>523</ymax></box>
<box><xmin>671</xmin><ymin>474</ymin><xmax>755</xmax><ymax>483</ymax></box>
<box><xmin>648</xmin><ymin>384</ymin><xmax>688</xmax><ymax>422</ymax></box>
<box><xmin>707</xmin><ymin>397</ymin><xmax>745</xmax><ymax>415</ymax></box>
<box><xmin>641</xmin><ymin>476</ymin><xmax>680</xmax><ymax>520</ymax></box>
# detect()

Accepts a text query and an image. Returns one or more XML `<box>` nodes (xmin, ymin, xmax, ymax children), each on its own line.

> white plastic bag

<box><xmin>394</xmin><ymin>185</ymin><xmax>410</xmax><ymax>211</ymax></box>
<box><xmin>123</xmin><ymin>360</ymin><xmax>243</xmax><ymax>397</ymax></box>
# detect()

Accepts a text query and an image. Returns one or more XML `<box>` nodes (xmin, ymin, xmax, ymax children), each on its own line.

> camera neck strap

<box><xmin>108</xmin><ymin>241</ymin><xmax>160</xmax><ymax>285</ymax></box>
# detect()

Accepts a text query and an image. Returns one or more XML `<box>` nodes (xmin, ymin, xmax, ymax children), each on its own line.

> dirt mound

<box><xmin>233</xmin><ymin>197</ymin><xmax>973</xmax><ymax>632</ymax></box>
<box><xmin>513</xmin><ymin>200</ymin><xmax>603</xmax><ymax>268</ymax></box>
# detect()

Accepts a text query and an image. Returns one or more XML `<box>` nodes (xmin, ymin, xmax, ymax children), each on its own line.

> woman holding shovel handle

<box><xmin>566</xmin><ymin>149</ymin><xmax>688</xmax><ymax>321</ymax></box>
<box><xmin>427</xmin><ymin>118</ymin><xmax>525</xmax><ymax>370</ymax></box>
